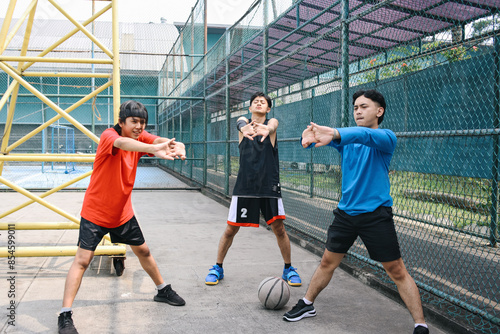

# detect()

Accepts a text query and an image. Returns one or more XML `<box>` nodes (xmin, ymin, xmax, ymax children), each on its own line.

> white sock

<box><xmin>302</xmin><ymin>297</ymin><xmax>313</xmax><ymax>305</ymax></box>
<box><xmin>60</xmin><ymin>307</ymin><xmax>71</xmax><ymax>314</ymax></box>
<box><xmin>157</xmin><ymin>283</ymin><xmax>167</xmax><ymax>290</ymax></box>
<box><xmin>415</xmin><ymin>323</ymin><xmax>428</xmax><ymax>328</ymax></box>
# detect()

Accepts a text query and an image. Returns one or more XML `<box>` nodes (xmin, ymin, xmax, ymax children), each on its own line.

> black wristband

<box><xmin>236</xmin><ymin>119</ymin><xmax>247</xmax><ymax>132</ymax></box>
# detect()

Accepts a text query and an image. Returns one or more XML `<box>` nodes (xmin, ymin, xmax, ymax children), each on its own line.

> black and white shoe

<box><xmin>283</xmin><ymin>299</ymin><xmax>316</xmax><ymax>322</ymax></box>
<box><xmin>58</xmin><ymin>311</ymin><xmax>78</xmax><ymax>334</ymax></box>
<box><xmin>154</xmin><ymin>284</ymin><xmax>186</xmax><ymax>306</ymax></box>
<box><xmin>413</xmin><ymin>325</ymin><xmax>430</xmax><ymax>334</ymax></box>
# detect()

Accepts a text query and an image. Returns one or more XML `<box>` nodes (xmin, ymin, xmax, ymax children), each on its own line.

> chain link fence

<box><xmin>3</xmin><ymin>0</ymin><xmax>499</xmax><ymax>332</ymax></box>
<box><xmin>159</xmin><ymin>1</ymin><xmax>500</xmax><ymax>333</ymax></box>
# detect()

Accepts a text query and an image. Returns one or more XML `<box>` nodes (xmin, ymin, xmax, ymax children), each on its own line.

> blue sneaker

<box><xmin>205</xmin><ymin>265</ymin><xmax>224</xmax><ymax>285</ymax></box>
<box><xmin>282</xmin><ymin>266</ymin><xmax>302</xmax><ymax>286</ymax></box>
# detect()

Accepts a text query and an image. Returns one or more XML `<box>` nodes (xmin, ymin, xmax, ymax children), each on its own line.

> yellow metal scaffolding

<box><xmin>0</xmin><ymin>0</ymin><xmax>126</xmax><ymax>270</ymax></box>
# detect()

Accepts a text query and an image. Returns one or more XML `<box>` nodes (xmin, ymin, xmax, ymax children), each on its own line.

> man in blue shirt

<box><xmin>283</xmin><ymin>90</ymin><xmax>429</xmax><ymax>334</ymax></box>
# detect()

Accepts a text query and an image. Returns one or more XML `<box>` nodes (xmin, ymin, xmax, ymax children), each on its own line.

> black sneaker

<box><xmin>154</xmin><ymin>284</ymin><xmax>186</xmax><ymax>306</ymax></box>
<box><xmin>283</xmin><ymin>299</ymin><xmax>316</xmax><ymax>322</ymax></box>
<box><xmin>58</xmin><ymin>311</ymin><xmax>78</xmax><ymax>334</ymax></box>
<box><xmin>414</xmin><ymin>325</ymin><xmax>430</xmax><ymax>334</ymax></box>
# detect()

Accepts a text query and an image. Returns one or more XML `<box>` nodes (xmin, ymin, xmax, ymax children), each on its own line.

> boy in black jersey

<box><xmin>205</xmin><ymin>92</ymin><xmax>301</xmax><ymax>287</ymax></box>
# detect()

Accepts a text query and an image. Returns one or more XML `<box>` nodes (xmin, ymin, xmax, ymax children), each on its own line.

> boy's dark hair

<box><xmin>352</xmin><ymin>89</ymin><xmax>386</xmax><ymax>124</ymax></box>
<box><xmin>119</xmin><ymin>100</ymin><xmax>148</xmax><ymax>125</ymax></box>
<box><xmin>250</xmin><ymin>92</ymin><xmax>272</xmax><ymax>108</ymax></box>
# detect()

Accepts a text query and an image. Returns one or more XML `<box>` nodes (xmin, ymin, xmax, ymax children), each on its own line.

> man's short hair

<box><xmin>119</xmin><ymin>100</ymin><xmax>148</xmax><ymax>125</ymax></box>
<box><xmin>352</xmin><ymin>89</ymin><xmax>386</xmax><ymax>124</ymax></box>
<box><xmin>250</xmin><ymin>92</ymin><xmax>272</xmax><ymax>108</ymax></box>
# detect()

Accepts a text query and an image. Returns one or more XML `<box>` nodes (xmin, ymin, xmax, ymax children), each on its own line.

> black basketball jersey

<box><xmin>232</xmin><ymin>118</ymin><xmax>281</xmax><ymax>198</ymax></box>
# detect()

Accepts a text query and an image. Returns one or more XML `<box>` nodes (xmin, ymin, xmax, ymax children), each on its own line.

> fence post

<box><xmin>490</xmin><ymin>35</ymin><xmax>500</xmax><ymax>247</ymax></box>
<box><xmin>203</xmin><ymin>89</ymin><xmax>207</xmax><ymax>187</ymax></box>
<box><xmin>202</xmin><ymin>0</ymin><xmax>208</xmax><ymax>187</ymax></box>
<box><xmin>341</xmin><ymin>0</ymin><xmax>350</xmax><ymax>128</ymax></box>
<box><xmin>263</xmin><ymin>0</ymin><xmax>269</xmax><ymax>94</ymax></box>
<box><xmin>225</xmin><ymin>37</ymin><xmax>230</xmax><ymax>196</ymax></box>
<box><xmin>179</xmin><ymin>103</ymin><xmax>183</xmax><ymax>175</ymax></box>
<box><xmin>190</xmin><ymin>100</ymin><xmax>193</xmax><ymax>179</ymax></box>
<box><xmin>310</xmin><ymin>89</ymin><xmax>314</xmax><ymax>198</ymax></box>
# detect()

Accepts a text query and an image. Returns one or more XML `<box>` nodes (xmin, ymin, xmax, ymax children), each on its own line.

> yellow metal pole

<box><xmin>0</xmin><ymin>62</ymin><xmax>100</xmax><ymax>144</ymax></box>
<box><xmin>1</xmin><ymin>0</ymin><xmax>37</xmax><ymax>52</ymax></box>
<box><xmin>0</xmin><ymin>0</ymin><xmax>120</xmax><ymax>253</ymax></box>
<box><xmin>0</xmin><ymin>175</ymin><xmax>80</xmax><ymax>223</ymax></box>
<box><xmin>0</xmin><ymin>222</ymin><xmax>79</xmax><ymax>230</ymax></box>
<box><xmin>0</xmin><ymin>1</ymin><xmax>36</xmax><ymax>169</ymax></box>
<box><xmin>0</xmin><ymin>56</ymin><xmax>113</xmax><ymax>64</ymax></box>
<box><xmin>0</xmin><ymin>59</ymin><xmax>22</xmax><ymax>76</ymax></box>
<box><xmin>8</xmin><ymin>153</ymin><xmax>95</xmax><ymax>157</ymax></box>
<box><xmin>0</xmin><ymin>1</ymin><xmax>17</xmax><ymax>47</ymax></box>
<box><xmin>1</xmin><ymin>2</ymin><xmax>34</xmax><ymax>168</ymax></box>
<box><xmin>0</xmin><ymin>81</ymin><xmax>17</xmax><ymax>117</ymax></box>
<box><xmin>0</xmin><ymin>170</ymin><xmax>93</xmax><ymax>219</ymax></box>
<box><xmin>0</xmin><ymin>155</ymin><xmax>95</xmax><ymax>162</ymax></box>
<box><xmin>0</xmin><ymin>83</ymin><xmax>18</xmax><ymax>155</ymax></box>
<box><xmin>0</xmin><ymin>176</ymin><xmax>113</xmax><ymax>243</ymax></box>
<box><xmin>0</xmin><ymin>81</ymin><xmax>18</xmax><ymax>177</ymax></box>
<box><xmin>112</xmin><ymin>0</ymin><xmax>121</xmax><ymax>123</ymax></box>
<box><xmin>0</xmin><ymin>245</ymin><xmax>126</xmax><ymax>257</ymax></box>
<box><xmin>48</xmin><ymin>0</ymin><xmax>113</xmax><ymax>58</ymax></box>
<box><xmin>6</xmin><ymin>80</ymin><xmax>112</xmax><ymax>153</ymax></box>
<box><xmin>9</xmin><ymin>153</ymin><xmax>95</xmax><ymax>156</ymax></box>
<box><xmin>0</xmin><ymin>79</ymin><xmax>19</xmax><ymax>174</ymax></box>
<box><xmin>20</xmin><ymin>3</ymin><xmax>112</xmax><ymax>72</ymax></box>
<box><xmin>23</xmin><ymin>72</ymin><xmax>111</xmax><ymax>78</ymax></box>
<box><xmin>20</xmin><ymin>0</ymin><xmax>36</xmax><ymax>66</ymax></box>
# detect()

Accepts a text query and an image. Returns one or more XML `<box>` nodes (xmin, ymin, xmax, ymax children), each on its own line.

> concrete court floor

<box><xmin>0</xmin><ymin>189</ymin><xmax>450</xmax><ymax>334</ymax></box>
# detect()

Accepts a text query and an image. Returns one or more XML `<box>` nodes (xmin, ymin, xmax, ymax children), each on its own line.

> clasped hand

<box><xmin>301</xmin><ymin>122</ymin><xmax>336</xmax><ymax>148</ymax></box>
<box><xmin>241</xmin><ymin>121</ymin><xmax>270</xmax><ymax>142</ymax></box>
<box><xmin>154</xmin><ymin>139</ymin><xmax>186</xmax><ymax>160</ymax></box>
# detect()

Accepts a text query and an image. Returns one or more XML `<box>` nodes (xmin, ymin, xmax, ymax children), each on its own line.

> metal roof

<box><xmin>198</xmin><ymin>0</ymin><xmax>500</xmax><ymax>109</ymax></box>
<box><xmin>267</xmin><ymin>0</ymin><xmax>497</xmax><ymax>90</ymax></box>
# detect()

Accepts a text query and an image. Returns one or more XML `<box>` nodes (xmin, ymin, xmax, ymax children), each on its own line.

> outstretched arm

<box><xmin>114</xmin><ymin>137</ymin><xmax>185</xmax><ymax>160</ymax></box>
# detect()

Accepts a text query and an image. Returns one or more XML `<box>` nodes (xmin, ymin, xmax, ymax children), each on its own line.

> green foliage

<box><xmin>423</xmin><ymin>40</ymin><xmax>478</xmax><ymax>63</ymax></box>
<box><xmin>359</xmin><ymin>45</ymin><xmax>423</xmax><ymax>83</ymax></box>
<box><xmin>471</xmin><ymin>17</ymin><xmax>498</xmax><ymax>38</ymax></box>
<box><xmin>441</xmin><ymin>46</ymin><xmax>472</xmax><ymax>62</ymax></box>
<box><xmin>358</xmin><ymin>41</ymin><xmax>479</xmax><ymax>84</ymax></box>
<box><xmin>268</xmin><ymin>92</ymin><xmax>284</xmax><ymax>107</ymax></box>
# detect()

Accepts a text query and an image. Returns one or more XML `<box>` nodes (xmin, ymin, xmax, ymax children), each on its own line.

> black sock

<box><xmin>216</xmin><ymin>263</ymin><xmax>223</xmax><ymax>268</ymax></box>
<box><xmin>284</xmin><ymin>263</ymin><xmax>291</xmax><ymax>269</ymax></box>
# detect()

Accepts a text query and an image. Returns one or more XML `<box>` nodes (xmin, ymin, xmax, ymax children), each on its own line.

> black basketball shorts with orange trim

<box><xmin>227</xmin><ymin>196</ymin><xmax>286</xmax><ymax>227</ymax></box>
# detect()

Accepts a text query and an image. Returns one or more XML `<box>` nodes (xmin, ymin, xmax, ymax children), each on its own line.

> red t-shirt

<box><xmin>80</xmin><ymin>127</ymin><xmax>159</xmax><ymax>228</ymax></box>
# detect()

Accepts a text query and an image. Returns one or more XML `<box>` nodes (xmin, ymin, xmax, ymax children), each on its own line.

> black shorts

<box><xmin>325</xmin><ymin>206</ymin><xmax>401</xmax><ymax>262</ymax></box>
<box><xmin>78</xmin><ymin>216</ymin><xmax>145</xmax><ymax>251</ymax></box>
<box><xmin>227</xmin><ymin>196</ymin><xmax>286</xmax><ymax>227</ymax></box>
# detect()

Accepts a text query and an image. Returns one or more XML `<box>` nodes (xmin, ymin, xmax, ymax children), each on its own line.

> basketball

<box><xmin>258</xmin><ymin>277</ymin><xmax>290</xmax><ymax>310</ymax></box>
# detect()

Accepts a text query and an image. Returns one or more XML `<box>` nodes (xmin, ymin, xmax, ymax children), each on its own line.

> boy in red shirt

<box><xmin>58</xmin><ymin>101</ymin><xmax>186</xmax><ymax>334</ymax></box>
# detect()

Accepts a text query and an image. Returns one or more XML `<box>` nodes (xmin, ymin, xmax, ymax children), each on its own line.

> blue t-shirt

<box><xmin>310</xmin><ymin>127</ymin><xmax>396</xmax><ymax>216</ymax></box>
